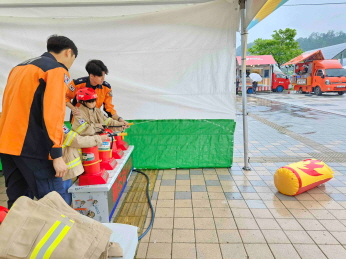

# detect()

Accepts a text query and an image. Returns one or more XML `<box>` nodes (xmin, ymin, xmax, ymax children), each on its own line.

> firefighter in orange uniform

<box><xmin>0</xmin><ymin>35</ymin><xmax>78</xmax><ymax>208</ymax></box>
<box><xmin>66</xmin><ymin>60</ymin><xmax>129</xmax><ymax>127</ymax></box>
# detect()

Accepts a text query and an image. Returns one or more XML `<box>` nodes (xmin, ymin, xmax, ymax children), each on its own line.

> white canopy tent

<box><xmin>0</xmin><ymin>0</ymin><xmax>287</xmax><ymax>169</ymax></box>
<box><xmin>0</xmin><ymin>0</ymin><xmax>239</xmax><ymax>121</ymax></box>
<box><xmin>0</xmin><ymin>0</ymin><xmax>269</xmax><ymax>27</ymax></box>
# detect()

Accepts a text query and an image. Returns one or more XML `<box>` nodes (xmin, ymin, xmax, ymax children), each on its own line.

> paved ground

<box><xmin>135</xmin><ymin>166</ymin><xmax>346</xmax><ymax>259</ymax></box>
<box><xmin>134</xmin><ymin>95</ymin><xmax>346</xmax><ymax>259</ymax></box>
<box><xmin>1</xmin><ymin>93</ymin><xmax>346</xmax><ymax>258</ymax></box>
<box><xmin>255</xmin><ymin>91</ymin><xmax>346</xmax><ymax>117</ymax></box>
<box><xmin>235</xmin><ymin>94</ymin><xmax>346</xmax><ymax>159</ymax></box>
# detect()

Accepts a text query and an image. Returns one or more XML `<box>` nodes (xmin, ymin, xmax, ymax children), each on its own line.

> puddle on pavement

<box><xmin>244</xmin><ymin>97</ymin><xmax>321</xmax><ymax>120</ymax></box>
<box><xmin>237</xmin><ymin>95</ymin><xmax>346</xmax><ymax>141</ymax></box>
<box><xmin>303</xmin><ymin>132</ymin><xmax>317</xmax><ymax>135</ymax></box>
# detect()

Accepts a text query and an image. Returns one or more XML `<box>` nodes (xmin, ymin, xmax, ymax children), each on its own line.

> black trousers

<box><xmin>0</xmin><ymin>154</ymin><xmax>68</xmax><ymax>208</ymax></box>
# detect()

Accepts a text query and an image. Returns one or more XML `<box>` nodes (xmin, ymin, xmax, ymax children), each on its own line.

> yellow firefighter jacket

<box><xmin>62</xmin><ymin>125</ymin><xmax>102</xmax><ymax>181</ymax></box>
<box><xmin>71</xmin><ymin>105</ymin><xmax>123</xmax><ymax>136</ymax></box>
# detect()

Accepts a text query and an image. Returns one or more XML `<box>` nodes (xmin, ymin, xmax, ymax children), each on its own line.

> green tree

<box><xmin>248</xmin><ymin>28</ymin><xmax>303</xmax><ymax>67</ymax></box>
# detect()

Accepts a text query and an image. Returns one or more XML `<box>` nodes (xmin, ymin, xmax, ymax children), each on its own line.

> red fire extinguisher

<box><xmin>0</xmin><ymin>206</ymin><xmax>9</xmax><ymax>224</ymax></box>
<box><xmin>106</xmin><ymin>122</ymin><xmax>133</xmax><ymax>151</ymax></box>
<box><xmin>115</xmin><ymin>134</ymin><xmax>129</xmax><ymax>151</ymax></box>
<box><xmin>79</xmin><ymin>146</ymin><xmax>109</xmax><ymax>186</ymax></box>
<box><xmin>103</xmin><ymin>129</ymin><xmax>123</xmax><ymax>159</ymax></box>
<box><xmin>99</xmin><ymin>132</ymin><xmax>117</xmax><ymax>170</ymax></box>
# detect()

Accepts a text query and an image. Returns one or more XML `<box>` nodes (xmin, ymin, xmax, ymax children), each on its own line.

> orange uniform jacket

<box><xmin>66</xmin><ymin>76</ymin><xmax>116</xmax><ymax>117</ymax></box>
<box><xmin>0</xmin><ymin>52</ymin><xmax>70</xmax><ymax>159</ymax></box>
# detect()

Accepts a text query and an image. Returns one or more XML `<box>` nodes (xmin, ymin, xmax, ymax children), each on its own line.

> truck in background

<box><xmin>283</xmin><ymin>50</ymin><xmax>346</xmax><ymax>96</ymax></box>
<box><xmin>271</xmin><ymin>72</ymin><xmax>291</xmax><ymax>92</ymax></box>
<box><xmin>236</xmin><ymin>55</ymin><xmax>290</xmax><ymax>93</ymax></box>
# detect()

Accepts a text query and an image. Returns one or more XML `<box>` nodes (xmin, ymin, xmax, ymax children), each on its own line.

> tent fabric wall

<box><xmin>0</xmin><ymin>0</ymin><xmax>238</xmax><ymax>120</ymax></box>
<box><xmin>0</xmin><ymin>0</ymin><xmax>238</xmax><ymax>168</ymax></box>
<box><xmin>0</xmin><ymin>3</ymin><xmax>193</xmax><ymax>18</ymax></box>
<box><xmin>0</xmin><ymin>0</ymin><xmax>208</xmax><ymax>4</ymax></box>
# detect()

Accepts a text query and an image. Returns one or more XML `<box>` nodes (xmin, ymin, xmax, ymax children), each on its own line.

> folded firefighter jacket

<box><xmin>66</xmin><ymin>77</ymin><xmax>116</xmax><ymax>117</ymax></box>
<box><xmin>62</xmin><ymin>125</ymin><xmax>102</xmax><ymax>181</ymax></box>
<box><xmin>0</xmin><ymin>191</ymin><xmax>123</xmax><ymax>259</ymax></box>
<box><xmin>0</xmin><ymin>53</ymin><xmax>71</xmax><ymax>159</ymax></box>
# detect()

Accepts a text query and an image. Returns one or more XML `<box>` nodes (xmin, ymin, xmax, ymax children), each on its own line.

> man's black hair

<box><xmin>85</xmin><ymin>60</ymin><xmax>109</xmax><ymax>76</ymax></box>
<box><xmin>47</xmin><ymin>35</ymin><xmax>78</xmax><ymax>58</ymax></box>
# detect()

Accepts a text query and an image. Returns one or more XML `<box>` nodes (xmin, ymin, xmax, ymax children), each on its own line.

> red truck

<box><xmin>237</xmin><ymin>55</ymin><xmax>290</xmax><ymax>93</ymax></box>
<box><xmin>271</xmin><ymin>72</ymin><xmax>291</xmax><ymax>92</ymax></box>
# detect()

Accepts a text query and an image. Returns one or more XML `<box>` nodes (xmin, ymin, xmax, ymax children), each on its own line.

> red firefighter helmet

<box><xmin>76</xmin><ymin>88</ymin><xmax>98</xmax><ymax>102</ymax></box>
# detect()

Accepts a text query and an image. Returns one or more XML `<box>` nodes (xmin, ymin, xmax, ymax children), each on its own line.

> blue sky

<box><xmin>237</xmin><ymin>0</ymin><xmax>346</xmax><ymax>46</ymax></box>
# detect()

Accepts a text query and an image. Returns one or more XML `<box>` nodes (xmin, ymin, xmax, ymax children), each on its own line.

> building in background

<box><xmin>303</xmin><ymin>42</ymin><xmax>346</xmax><ymax>66</ymax></box>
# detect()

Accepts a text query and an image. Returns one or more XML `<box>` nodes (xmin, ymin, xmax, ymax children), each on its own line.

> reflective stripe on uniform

<box><xmin>61</xmin><ymin>214</ymin><xmax>75</xmax><ymax>224</ymax></box>
<box><xmin>66</xmin><ymin>157</ymin><xmax>82</xmax><ymax>169</ymax></box>
<box><xmin>75</xmin><ymin>122</ymin><xmax>87</xmax><ymax>133</ymax></box>
<box><xmin>62</xmin><ymin>131</ymin><xmax>77</xmax><ymax>148</ymax></box>
<box><xmin>30</xmin><ymin>215</ymin><xmax>74</xmax><ymax>259</ymax></box>
<box><xmin>78</xmin><ymin>149</ymin><xmax>82</xmax><ymax>154</ymax></box>
<box><xmin>42</xmin><ymin>225</ymin><xmax>71</xmax><ymax>259</ymax></box>
<box><xmin>104</xmin><ymin>118</ymin><xmax>112</xmax><ymax>126</ymax></box>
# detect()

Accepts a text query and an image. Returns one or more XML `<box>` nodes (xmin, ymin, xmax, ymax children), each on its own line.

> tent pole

<box><xmin>240</xmin><ymin>0</ymin><xmax>251</xmax><ymax>171</ymax></box>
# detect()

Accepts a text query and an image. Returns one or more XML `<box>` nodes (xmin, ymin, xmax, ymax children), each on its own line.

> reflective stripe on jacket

<box><xmin>62</xmin><ymin>128</ymin><xmax>102</xmax><ymax>181</ymax></box>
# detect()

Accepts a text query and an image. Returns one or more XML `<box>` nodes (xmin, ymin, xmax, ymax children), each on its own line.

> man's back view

<box><xmin>0</xmin><ymin>35</ymin><xmax>78</xmax><ymax>208</ymax></box>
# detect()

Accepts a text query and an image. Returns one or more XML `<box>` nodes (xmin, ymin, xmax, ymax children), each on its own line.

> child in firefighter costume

<box><xmin>62</xmin><ymin>125</ymin><xmax>108</xmax><ymax>204</ymax></box>
<box><xmin>71</xmin><ymin>88</ymin><xmax>125</xmax><ymax>136</ymax></box>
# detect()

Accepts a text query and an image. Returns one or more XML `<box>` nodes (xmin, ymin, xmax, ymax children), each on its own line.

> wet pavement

<box><xmin>133</xmin><ymin>95</ymin><xmax>346</xmax><ymax>259</ymax></box>
<box><xmin>235</xmin><ymin>94</ymin><xmax>346</xmax><ymax>160</ymax></box>
<box><xmin>234</xmin><ymin>115</ymin><xmax>318</xmax><ymax>159</ymax></box>
<box><xmin>255</xmin><ymin>92</ymin><xmax>346</xmax><ymax>117</ymax></box>
<box><xmin>135</xmin><ymin>167</ymin><xmax>346</xmax><ymax>259</ymax></box>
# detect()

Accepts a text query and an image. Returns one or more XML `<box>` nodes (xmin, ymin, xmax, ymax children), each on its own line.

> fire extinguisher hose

<box><xmin>134</xmin><ymin>169</ymin><xmax>155</xmax><ymax>241</ymax></box>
